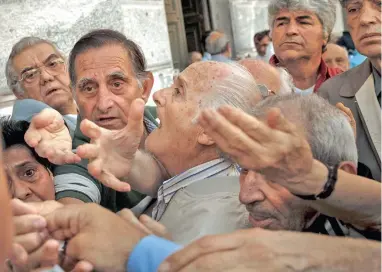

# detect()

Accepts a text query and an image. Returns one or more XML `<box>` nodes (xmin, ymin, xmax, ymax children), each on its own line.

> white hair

<box><xmin>252</xmin><ymin>94</ymin><xmax>358</xmax><ymax>165</ymax></box>
<box><xmin>205</xmin><ymin>32</ymin><xmax>230</xmax><ymax>55</ymax></box>
<box><xmin>5</xmin><ymin>37</ymin><xmax>64</xmax><ymax>96</ymax></box>
<box><xmin>196</xmin><ymin>61</ymin><xmax>261</xmax><ymax>117</ymax></box>
<box><xmin>276</xmin><ymin>67</ymin><xmax>295</xmax><ymax>95</ymax></box>
<box><xmin>268</xmin><ymin>0</ymin><xmax>337</xmax><ymax>40</ymax></box>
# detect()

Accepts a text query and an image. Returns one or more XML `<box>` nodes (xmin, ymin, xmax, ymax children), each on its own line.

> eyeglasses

<box><xmin>258</xmin><ymin>84</ymin><xmax>276</xmax><ymax>98</ymax></box>
<box><xmin>17</xmin><ymin>58</ymin><xmax>65</xmax><ymax>84</ymax></box>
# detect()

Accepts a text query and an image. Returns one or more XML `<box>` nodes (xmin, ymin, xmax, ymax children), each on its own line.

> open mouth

<box><xmin>46</xmin><ymin>88</ymin><xmax>59</xmax><ymax>96</ymax></box>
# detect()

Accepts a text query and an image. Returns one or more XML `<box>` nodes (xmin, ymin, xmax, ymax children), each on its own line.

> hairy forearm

<box><xmin>275</xmin><ymin>231</ymin><xmax>381</xmax><ymax>272</ymax></box>
<box><xmin>302</xmin><ymin>160</ymin><xmax>381</xmax><ymax>229</ymax></box>
<box><xmin>123</xmin><ymin>150</ymin><xmax>169</xmax><ymax>197</ymax></box>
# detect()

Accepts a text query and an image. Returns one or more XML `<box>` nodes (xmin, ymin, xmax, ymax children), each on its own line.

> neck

<box><xmin>164</xmin><ymin>148</ymin><xmax>220</xmax><ymax>177</ymax></box>
<box><xmin>369</xmin><ymin>57</ymin><xmax>381</xmax><ymax>74</ymax></box>
<box><xmin>280</xmin><ymin>55</ymin><xmax>322</xmax><ymax>90</ymax></box>
<box><xmin>58</xmin><ymin>100</ymin><xmax>78</xmax><ymax>115</ymax></box>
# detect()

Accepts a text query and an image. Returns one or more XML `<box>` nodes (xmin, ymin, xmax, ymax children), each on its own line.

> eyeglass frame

<box><xmin>257</xmin><ymin>84</ymin><xmax>276</xmax><ymax>98</ymax></box>
<box><xmin>15</xmin><ymin>58</ymin><xmax>66</xmax><ymax>85</ymax></box>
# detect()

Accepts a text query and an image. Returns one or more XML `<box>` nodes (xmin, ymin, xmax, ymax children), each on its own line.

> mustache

<box><xmin>246</xmin><ymin>204</ymin><xmax>278</xmax><ymax>220</ymax></box>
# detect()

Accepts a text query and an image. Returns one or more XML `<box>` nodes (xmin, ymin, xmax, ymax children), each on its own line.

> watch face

<box><xmin>258</xmin><ymin>84</ymin><xmax>269</xmax><ymax>98</ymax></box>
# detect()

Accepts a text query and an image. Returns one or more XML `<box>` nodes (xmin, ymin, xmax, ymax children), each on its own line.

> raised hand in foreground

<box><xmin>24</xmin><ymin>108</ymin><xmax>80</xmax><ymax>165</ymax></box>
<box><xmin>76</xmin><ymin>99</ymin><xmax>146</xmax><ymax>192</ymax></box>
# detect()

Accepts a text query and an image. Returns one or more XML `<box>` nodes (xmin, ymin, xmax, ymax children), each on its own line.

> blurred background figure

<box><xmin>189</xmin><ymin>51</ymin><xmax>203</xmax><ymax>65</ymax></box>
<box><xmin>323</xmin><ymin>43</ymin><xmax>350</xmax><ymax>71</ymax></box>
<box><xmin>205</xmin><ymin>31</ymin><xmax>232</xmax><ymax>63</ymax></box>
<box><xmin>337</xmin><ymin>31</ymin><xmax>367</xmax><ymax>68</ymax></box>
<box><xmin>254</xmin><ymin>30</ymin><xmax>274</xmax><ymax>63</ymax></box>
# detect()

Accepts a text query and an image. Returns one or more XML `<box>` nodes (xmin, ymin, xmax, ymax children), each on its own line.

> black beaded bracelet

<box><xmin>293</xmin><ymin>164</ymin><xmax>339</xmax><ymax>200</ymax></box>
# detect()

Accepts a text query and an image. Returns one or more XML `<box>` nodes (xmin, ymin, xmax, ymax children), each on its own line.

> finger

<box><xmin>9</xmin><ymin>243</ymin><xmax>28</xmax><ymax>267</ymax></box>
<box><xmin>11</xmin><ymin>199</ymin><xmax>38</xmax><ymax>216</ymax></box>
<box><xmin>31</xmin><ymin>109</ymin><xmax>59</xmax><ymax>129</ymax></box>
<box><xmin>158</xmin><ymin>232</ymin><xmax>245</xmax><ymax>272</ymax></box>
<box><xmin>13</xmin><ymin>214</ymin><xmax>47</xmax><ymax>235</ymax></box>
<box><xmin>76</xmin><ymin>144</ymin><xmax>99</xmax><ymax>160</ymax></box>
<box><xmin>265</xmin><ymin>108</ymin><xmax>296</xmax><ymax>134</ymax></box>
<box><xmin>124</xmin><ymin>98</ymin><xmax>145</xmax><ymax>138</ymax></box>
<box><xmin>47</xmin><ymin>150</ymin><xmax>81</xmax><ymax>165</ymax></box>
<box><xmin>100</xmin><ymin>170</ymin><xmax>131</xmax><ymax>192</ymax></box>
<box><xmin>87</xmin><ymin>158</ymin><xmax>103</xmax><ymax>178</ymax></box>
<box><xmin>80</xmin><ymin>119</ymin><xmax>101</xmax><ymax>140</ymax></box>
<box><xmin>35</xmin><ymin>239</ymin><xmax>60</xmax><ymax>268</ymax></box>
<box><xmin>139</xmin><ymin>214</ymin><xmax>171</xmax><ymax>239</ymax></box>
<box><xmin>70</xmin><ymin>261</ymin><xmax>94</xmax><ymax>272</ymax></box>
<box><xmin>24</xmin><ymin>126</ymin><xmax>42</xmax><ymax>148</ymax></box>
<box><xmin>14</xmin><ymin>230</ymin><xmax>49</xmax><ymax>253</ymax></box>
<box><xmin>118</xmin><ymin>209</ymin><xmax>152</xmax><ymax>234</ymax></box>
<box><xmin>217</xmin><ymin>106</ymin><xmax>274</xmax><ymax>141</ymax></box>
<box><xmin>198</xmin><ymin>109</ymin><xmax>263</xmax><ymax>159</ymax></box>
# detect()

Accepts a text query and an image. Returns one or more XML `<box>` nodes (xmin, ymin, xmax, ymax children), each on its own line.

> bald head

<box><xmin>190</xmin><ymin>51</ymin><xmax>202</xmax><ymax>64</ymax></box>
<box><xmin>206</xmin><ymin>31</ymin><xmax>231</xmax><ymax>57</ymax></box>
<box><xmin>239</xmin><ymin>59</ymin><xmax>293</xmax><ymax>95</ymax></box>
<box><xmin>323</xmin><ymin>44</ymin><xmax>350</xmax><ymax>71</ymax></box>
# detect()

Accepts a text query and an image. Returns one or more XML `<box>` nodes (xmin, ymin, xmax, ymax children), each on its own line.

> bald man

<box><xmin>323</xmin><ymin>44</ymin><xmax>350</xmax><ymax>71</ymax></box>
<box><xmin>205</xmin><ymin>31</ymin><xmax>232</xmax><ymax>63</ymax></box>
<box><xmin>239</xmin><ymin>59</ymin><xmax>294</xmax><ymax>96</ymax></box>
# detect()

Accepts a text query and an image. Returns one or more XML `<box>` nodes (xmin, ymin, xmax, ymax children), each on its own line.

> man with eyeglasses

<box><xmin>5</xmin><ymin>37</ymin><xmax>78</xmax><ymax>134</ymax></box>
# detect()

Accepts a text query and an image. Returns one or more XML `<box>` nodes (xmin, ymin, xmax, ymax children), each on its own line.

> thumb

<box><xmin>124</xmin><ymin>98</ymin><xmax>145</xmax><ymax>138</ymax></box>
<box><xmin>266</xmin><ymin>108</ymin><xmax>295</xmax><ymax>133</ymax></box>
<box><xmin>80</xmin><ymin>119</ymin><xmax>102</xmax><ymax>140</ymax></box>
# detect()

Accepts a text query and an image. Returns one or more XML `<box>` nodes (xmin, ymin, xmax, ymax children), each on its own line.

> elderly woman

<box><xmin>1</xmin><ymin>118</ymin><xmax>55</xmax><ymax>202</ymax></box>
<box><xmin>268</xmin><ymin>0</ymin><xmax>342</xmax><ymax>94</ymax></box>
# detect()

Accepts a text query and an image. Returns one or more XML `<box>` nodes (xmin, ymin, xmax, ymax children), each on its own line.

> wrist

<box><xmin>290</xmin><ymin>160</ymin><xmax>328</xmax><ymax>196</ymax></box>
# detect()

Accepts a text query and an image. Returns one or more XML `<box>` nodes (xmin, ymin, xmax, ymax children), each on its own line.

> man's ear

<box><xmin>339</xmin><ymin>161</ymin><xmax>357</xmax><ymax>175</ymax></box>
<box><xmin>140</xmin><ymin>72</ymin><xmax>154</xmax><ymax>103</ymax></box>
<box><xmin>197</xmin><ymin>131</ymin><xmax>215</xmax><ymax>146</ymax></box>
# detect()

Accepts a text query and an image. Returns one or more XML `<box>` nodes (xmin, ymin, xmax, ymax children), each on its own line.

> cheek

<box><xmin>77</xmin><ymin>96</ymin><xmax>96</xmax><ymax>119</ymax></box>
<box><xmin>34</xmin><ymin>176</ymin><xmax>55</xmax><ymax>201</ymax></box>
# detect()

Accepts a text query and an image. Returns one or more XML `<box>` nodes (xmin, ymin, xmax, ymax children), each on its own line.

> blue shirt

<box><xmin>127</xmin><ymin>235</ymin><xmax>181</xmax><ymax>272</ymax></box>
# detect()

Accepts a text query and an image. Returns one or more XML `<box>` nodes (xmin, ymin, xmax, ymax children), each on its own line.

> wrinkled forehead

<box><xmin>3</xmin><ymin>145</ymin><xmax>36</xmax><ymax>168</ymax></box>
<box><xmin>181</xmin><ymin>61</ymin><xmax>233</xmax><ymax>91</ymax></box>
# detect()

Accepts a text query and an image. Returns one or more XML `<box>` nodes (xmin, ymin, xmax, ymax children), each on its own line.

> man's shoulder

<box><xmin>319</xmin><ymin>63</ymin><xmax>368</xmax><ymax>98</ymax></box>
<box><xmin>12</xmin><ymin>99</ymin><xmax>52</xmax><ymax>122</ymax></box>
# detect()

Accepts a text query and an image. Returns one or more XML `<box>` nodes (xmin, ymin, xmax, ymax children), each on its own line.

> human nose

<box><xmin>13</xmin><ymin>181</ymin><xmax>33</xmax><ymax>201</ymax></box>
<box><xmin>239</xmin><ymin>171</ymin><xmax>266</xmax><ymax>205</ymax></box>
<box><xmin>97</xmin><ymin>85</ymin><xmax>114</xmax><ymax>113</ymax></box>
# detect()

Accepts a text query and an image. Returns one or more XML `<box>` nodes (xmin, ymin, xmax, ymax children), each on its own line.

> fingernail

<box><xmin>33</xmin><ymin>218</ymin><xmax>47</xmax><ymax>229</ymax></box>
<box><xmin>158</xmin><ymin>262</ymin><xmax>170</xmax><ymax>272</ymax></box>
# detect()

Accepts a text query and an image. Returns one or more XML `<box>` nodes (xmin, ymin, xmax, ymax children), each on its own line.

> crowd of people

<box><xmin>0</xmin><ymin>0</ymin><xmax>381</xmax><ymax>271</ymax></box>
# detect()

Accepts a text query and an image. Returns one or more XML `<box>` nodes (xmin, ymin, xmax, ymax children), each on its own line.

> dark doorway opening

<box><xmin>181</xmin><ymin>0</ymin><xmax>213</xmax><ymax>54</ymax></box>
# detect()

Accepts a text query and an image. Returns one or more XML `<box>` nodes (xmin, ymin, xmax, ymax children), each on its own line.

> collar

<box><xmin>269</xmin><ymin>55</ymin><xmax>341</xmax><ymax>93</ymax></box>
<box><xmin>152</xmin><ymin>158</ymin><xmax>239</xmax><ymax>220</ymax></box>
<box><xmin>339</xmin><ymin>59</ymin><xmax>373</xmax><ymax>98</ymax></box>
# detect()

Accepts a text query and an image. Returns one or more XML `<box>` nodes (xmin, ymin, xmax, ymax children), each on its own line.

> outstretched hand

<box><xmin>197</xmin><ymin>106</ymin><xmax>315</xmax><ymax>193</ymax></box>
<box><xmin>76</xmin><ymin>99</ymin><xmax>145</xmax><ymax>192</ymax></box>
<box><xmin>24</xmin><ymin>108</ymin><xmax>81</xmax><ymax>165</ymax></box>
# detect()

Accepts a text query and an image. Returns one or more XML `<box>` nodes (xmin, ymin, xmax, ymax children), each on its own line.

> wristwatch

<box><xmin>293</xmin><ymin>164</ymin><xmax>339</xmax><ymax>200</ymax></box>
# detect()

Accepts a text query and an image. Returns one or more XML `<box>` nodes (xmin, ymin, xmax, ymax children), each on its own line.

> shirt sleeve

<box><xmin>127</xmin><ymin>235</ymin><xmax>182</xmax><ymax>272</ymax></box>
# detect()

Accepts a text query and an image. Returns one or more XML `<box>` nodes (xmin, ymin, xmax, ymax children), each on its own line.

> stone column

<box><xmin>0</xmin><ymin>0</ymin><xmax>173</xmax><ymax>106</ymax></box>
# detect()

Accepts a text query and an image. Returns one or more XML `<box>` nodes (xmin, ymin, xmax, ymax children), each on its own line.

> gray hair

<box><xmin>276</xmin><ymin>67</ymin><xmax>295</xmax><ymax>95</ymax></box>
<box><xmin>197</xmin><ymin>61</ymin><xmax>261</xmax><ymax>116</ymax></box>
<box><xmin>5</xmin><ymin>37</ymin><xmax>63</xmax><ymax>96</ymax></box>
<box><xmin>268</xmin><ymin>0</ymin><xmax>337</xmax><ymax>41</ymax></box>
<box><xmin>252</xmin><ymin>94</ymin><xmax>358</xmax><ymax>165</ymax></box>
<box><xmin>205</xmin><ymin>32</ymin><xmax>230</xmax><ymax>55</ymax></box>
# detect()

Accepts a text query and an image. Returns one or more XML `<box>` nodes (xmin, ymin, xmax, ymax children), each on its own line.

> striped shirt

<box><xmin>304</xmin><ymin>214</ymin><xmax>381</xmax><ymax>241</ymax></box>
<box><xmin>152</xmin><ymin>158</ymin><xmax>240</xmax><ymax>220</ymax></box>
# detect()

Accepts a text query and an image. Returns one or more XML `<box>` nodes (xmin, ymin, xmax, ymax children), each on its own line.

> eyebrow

<box><xmin>77</xmin><ymin>77</ymin><xmax>97</xmax><ymax>90</ymax></box>
<box><xmin>275</xmin><ymin>16</ymin><xmax>290</xmax><ymax>22</ymax></box>
<box><xmin>108</xmin><ymin>71</ymin><xmax>129</xmax><ymax>81</ymax></box>
<box><xmin>12</xmin><ymin>161</ymin><xmax>34</xmax><ymax>170</ymax></box>
<box><xmin>296</xmin><ymin>15</ymin><xmax>313</xmax><ymax>20</ymax></box>
<box><xmin>20</xmin><ymin>54</ymin><xmax>60</xmax><ymax>75</ymax></box>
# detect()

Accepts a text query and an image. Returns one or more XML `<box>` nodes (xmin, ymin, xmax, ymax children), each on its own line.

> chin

<box><xmin>358</xmin><ymin>44</ymin><xmax>381</xmax><ymax>59</ymax></box>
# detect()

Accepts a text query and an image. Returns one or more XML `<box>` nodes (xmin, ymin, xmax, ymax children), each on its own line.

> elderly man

<box><xmin>6</xmin><ymin>37</ymin><xmax>78</xmax><ymax>133</ymax></box>
<box><xmin>319</xmin><ymin>0</ymin><xmax>381</xmax><ymax>182</ymax></box>
<box><xmin>268</xmin><ymin>0</ymin><xmax>342</xmax><ymax>95</ymax></box>
<box><xmin>45</xmin><ymin>29</ymin><xmax>160</xmax><ymax>211</ymax></box>
<box><xmin>239</xmin><ymin>59</ymin><xmax>294</xmax><ymax>95</ymax></box>
<box><xmin>205</xmin><ymin>31</ymin><xmax>232</xmax><ymax>63</ymax></box>
<box><xmin>254</xmin><ymin>30</ymin><xmax>274</xmax><ymax>63</ymax></box>
<box><xmin>323</xmin><ymin>43</ymin><xmax>350</xmax><ymax>71</ymax></box>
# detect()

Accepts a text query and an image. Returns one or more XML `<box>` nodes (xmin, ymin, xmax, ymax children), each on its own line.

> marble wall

<box><xmin>0</xmin><ymin>0</ymin><xmax>174</xmax><ymax>105</ymax></box>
